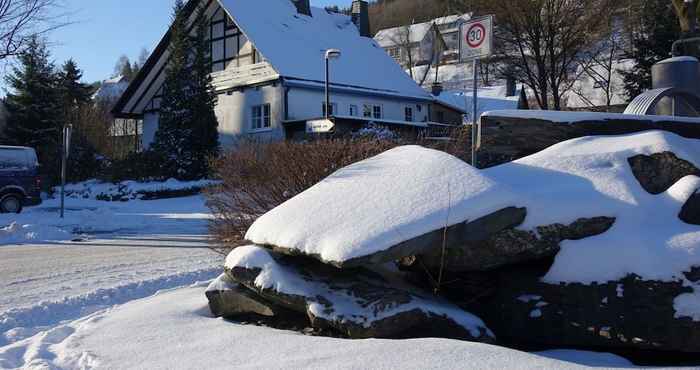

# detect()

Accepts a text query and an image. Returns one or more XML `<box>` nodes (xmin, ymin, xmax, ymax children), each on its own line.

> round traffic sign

<box><xmin>466</xmin><ymin>23</ymin><xmax>486</xmax><ymax>48</ymax></box>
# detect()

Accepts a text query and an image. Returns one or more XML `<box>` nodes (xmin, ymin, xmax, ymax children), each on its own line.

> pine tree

<box><xmin>620</xmin><ymin>0</ymin><xmax>680</xmax><ymax>100</ymax></box>
<box><xmin>188</xmin><ymin>3</ymin><xmax>220</xmax><ymax>179</ymax></box>
<box><xmin>150</xmin><ymin>0</ymin><xmax>194</xmax><ymax>179</ymax></box>
<box><xmin>151</xmin><ymin>0</ymin><xmax>219</xmax><ymax>180</ymax></box>
<box><xmin>57</xmin><ymin>59</ymin><xmax>100</xmax><ymax>182</ymax></box>
<box><xmin>58</xmin><ymin>59</ymin><xmax>93</xmax><ymax>110</ymax></box>
<box><xmin>3</xmin><ymin>37</ymin><xmax>63</xmax><ymax>182</ymax></box>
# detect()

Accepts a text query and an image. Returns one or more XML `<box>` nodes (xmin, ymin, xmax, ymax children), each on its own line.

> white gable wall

<box><xmin>215</xmin><ymin>84</ymin><xmax>285</xmax><ymax>147</ymax></box>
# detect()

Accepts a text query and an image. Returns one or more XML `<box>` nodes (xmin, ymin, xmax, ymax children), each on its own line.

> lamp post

<box><xmin>324</xmin><ymin>49</ymin><xmax>341</xmax><ymax>119</ymax></box>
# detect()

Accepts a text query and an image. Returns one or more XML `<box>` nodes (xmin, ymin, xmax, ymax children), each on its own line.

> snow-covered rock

<box><xmin>244</xmin><ymin>129</ymin><xmax>700</xmax><ymax>352</ymax></box>
<box><xmin>224</xmin><ymin>245</ymin><xmax>494</xmax><ymax>342</ymax></box>
<box><xmin>246</xmin><ymin>145</ymin><xmax>520</xmax><ymax>267</ymax></box>
<box><xmin>205</xmin><ymin>274</ymin><xmax>278</xmax><ymax>318</ymax></box>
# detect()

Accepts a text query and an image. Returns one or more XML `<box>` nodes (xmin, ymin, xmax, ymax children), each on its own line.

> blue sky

<box><xmin>46</xmin><ymin>0</ymin><xmax>353</xmax><ymax>84</ymax></box>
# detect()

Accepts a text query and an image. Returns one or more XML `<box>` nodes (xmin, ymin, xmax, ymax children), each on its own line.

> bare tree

<box><xmin>486</xmin><ymin>0</ymin><xmax>616</xmax><ymax>110</ymax></box>
<box><xmin>0</xmin><ymin>0</ymin><xmax>68</xmax><ymax>61</ymax></box>
<box><xmin>570</xmin><ymin>18</ymin><xmax>626</xmax><ymax>110</ymax></box>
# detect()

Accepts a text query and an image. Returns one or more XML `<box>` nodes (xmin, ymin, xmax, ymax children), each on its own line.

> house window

<box><xmin>387</xmin><ymin>47</ymin><xmax>401</xmax><ymax>60</ymax></box>
<box><xmin>321</xmin><ymin>102</ymin><xmax>338</xmax><ymax>116</ymax></box>
<box><xmin>363</xmin><ymin>104</ymin><xmax>372</xmax><ymax>118</ymax></box>
<box><xmin>209</xmin><ymin>7</ymin><xmax>242</xmax><ymax>72</ymax></box>
<box><xmin>373</xmin><ymin>105</ymin><xmax>383</xmax><ymax>119</ymax></box>
<box><xmin>405</xmin><ymin>106</ymin><xmax>414</xmax><ymax>122</ymax></box>
<box><xmin>363</xmin><ymin>104</ymin><xmax>382</xmax><ymax>119</ymax></box>
<box><xmin>593</xmin><ymin>81</ymin><xmax>607</xmax><ymax>89</ymax></box>
<box><xmin>349</xmin><ymin>105</ymin><xmax>358</xmax><ymax>116</ymax></box>
<box><xmin>251</xmin><ymin>104</ymin><xmax>271</xmax><ymax>130</ymax></box>
<box><xmin>436</xmin><ymin>111</ymin><xmax>445</xmax><ymax>123</ymax></box>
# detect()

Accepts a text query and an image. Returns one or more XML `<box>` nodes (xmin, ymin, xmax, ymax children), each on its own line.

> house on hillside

<box><xmin>374</xmin><ymin>14</ymin><xmax>471</xmax><ymax>68</ymax></box>
<box><xmin>112</xmin><ymin>0</ymin><xmax>463</xmax><ymax>147</ymax></box>
<box><xmin>94</xmin><ymin>75</ymin><xmax>131</xmax><ymax>102</ymax></box>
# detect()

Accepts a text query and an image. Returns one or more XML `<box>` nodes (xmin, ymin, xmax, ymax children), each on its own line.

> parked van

<box><xmin>0</xmin><ymin>146</ymin><xmax>41</xmax><ymax>213</ymax></box>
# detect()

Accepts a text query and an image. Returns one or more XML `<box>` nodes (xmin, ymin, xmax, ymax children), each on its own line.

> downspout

<box><xmin>281</xmin><ymin>77</ymin><xmax>291</xmax><ymax>139</ymax></box>
<box><xmin>281</xmin><ymin>77</ymin><xmax>290</xmax><ymax>121</ymax></box>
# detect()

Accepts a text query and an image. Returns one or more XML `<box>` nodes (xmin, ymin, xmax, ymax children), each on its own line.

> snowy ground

<box><xmin>0</xmin><ymin>284</ymin><xmax>658</xmax><ymax>370</ymax></box>
<box><xmin>0</xmin><ymin>194</ymin><xmax>222</xmax><ymax>349</ymax></box>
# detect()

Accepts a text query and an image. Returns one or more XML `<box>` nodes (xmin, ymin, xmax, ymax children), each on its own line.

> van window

<box><xmin>0</xmin><ymin>149</ymin><xmax>32</xmax><ymax>171</ymax></box>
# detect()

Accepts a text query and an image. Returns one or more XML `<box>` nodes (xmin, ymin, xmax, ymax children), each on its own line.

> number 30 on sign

<box><xmin>460</xmin><ymin>15</ymin><xmax>494</xmax><ymax>61</ymax></box>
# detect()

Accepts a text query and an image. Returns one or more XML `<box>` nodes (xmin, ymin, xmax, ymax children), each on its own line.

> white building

<box><xmin>374</xmin><ymin>14</ymin><xmax>471</xmax><ymax>68</ymax></box>
<box><xmin>112</xmin><ymin>0</ymin><xmax>454</xmax><ymax>148</ymax></box>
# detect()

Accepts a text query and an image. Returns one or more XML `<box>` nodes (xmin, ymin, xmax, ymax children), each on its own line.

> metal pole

<box><xmin>60</xmin><ymin>126</ymin><xmax>66</xmax><ymax>219</ymax></box>
<box><xmin>325</xmin><ymin>57</ymin><xmax>330</xmax><ymax>119</ymax></box>
<box><xmin>471</xmin><ymin>58</ymin><xmax>479</xmax><ymax>168</ymax></box>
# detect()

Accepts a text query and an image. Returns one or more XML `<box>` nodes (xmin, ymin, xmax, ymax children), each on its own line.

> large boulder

<box><xmin>473</xmin><ymin>266</ymin><xmax>700</xmax><ymax>353</ymax></box>
<box><xmin>245</xmin><ymin>146</ymin><xmax>521</xmax><ymax>268</ymax></box>
<box><xmin>680</xmin><ymin>190</ymin><xmax>700</xmax><ymax>225</ymax></box>
<box><xmin>628</xmin><ymin>152</ymin><xmax>700</xmax><ymax>194</ymax></box>
<box><xmin>401</xmin><ymin>215</ymin><xmax>615</xmax><ymax>272</ymax></box>
<box><xmin>224</xmin><ymin>245</ymin><xmax>495</xmax><ymax>342</ymax></box>
<box><xmin>205</xmin><ymin>274</ymin><xmax>280</xmax><ymax>318</ymax></box>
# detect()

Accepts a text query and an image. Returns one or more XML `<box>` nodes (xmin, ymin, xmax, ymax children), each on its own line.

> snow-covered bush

<box><xmin>60</xmin><ymin>178</ymin><xmax>218</xmax><ymax>201</ymax></box>
<box><xmin>206</xmin><ymin>138</ymin><xmax>399</xmax><ymax>252</ymax></box>
<box><xmin>352</xmin><ymin>122</ymin><xmax>399</xmax><ymax>141</ymax></box>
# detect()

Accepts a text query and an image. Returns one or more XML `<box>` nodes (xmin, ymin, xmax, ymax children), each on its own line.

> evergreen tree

<box><xmin>57</xmin><ymin>59</ymin><xmax>100</xmax><ymax>182</ymax></box>
<box><xmin>58</xmin><ymin>59</ymin><xmax>93</xmax><ymax>110</ymax></box>
<box><xmin>188</xmin><ymin>3</ymin><xmax>220</xmax><ymax>179</ymax></box>
<box><xmin>150</xmin><ymin>0</ymin><xmax>195</xmax><ymax>179</ymax></box>
<box><xmin>151</xmin><ymin>1</ymin><xmax>219</xmax><ymax>180</ymax></box>
<box><xmin>620</xmin><ymin>0</ymin><xmax>680</xmax><ymax>99</ymax></box>
<box><xmin>3</xmin><ymin>37</ymin><xmax>63</xmax><ymax>182</ymax></box>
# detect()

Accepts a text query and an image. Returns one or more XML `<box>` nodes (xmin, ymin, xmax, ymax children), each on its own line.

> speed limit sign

<box><xmin>460</xmin><ymin>15</ymin><xmax>493</xmax><ymax>61</ymax></box>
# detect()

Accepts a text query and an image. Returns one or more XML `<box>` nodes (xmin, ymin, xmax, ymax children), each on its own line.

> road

<box><xmin>0</xmin><ymin>196</ymin><xmax>223</xmax><ymax>347</ymax></box>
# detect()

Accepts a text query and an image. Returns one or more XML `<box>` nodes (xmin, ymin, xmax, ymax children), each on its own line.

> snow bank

<box><xmin>0</xmin><ymin>285</ymin><xmax>642</xmax><ymax>370</ymax></box>
<box><xmin>0</xmin><ymin>194</ymin><xmax>212</xmax><ymax>245</ymax></box>
<box><xmin>61</xmin><ymin>178</ymin><xmax>218</xmax><ymax>201</ymax></box>
<box><xmin>226</xmin><ymin>245</ymin><xmax>491</xmax><ymax>338</ymax></box>
<box><xmin>246</xmin><ymin>146</ymin><xmax>519</xmax><ymax>265</ymax></box>
<box><xmin>483</xmin><ymin>131</ymin><xmax>700</xmax><ymax>284</ymax></box>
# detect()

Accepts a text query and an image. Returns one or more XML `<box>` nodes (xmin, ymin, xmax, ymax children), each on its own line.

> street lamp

<box><xmin>325</xmin><ymin>49</ymin><xmax>341</xmax><ymax>119</ymax></box>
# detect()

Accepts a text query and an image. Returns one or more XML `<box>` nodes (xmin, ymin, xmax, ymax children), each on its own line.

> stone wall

<box><xmin>478</xmin><ymin>113</ymin><xmax>700</xmax><ymax>168</ymax></box>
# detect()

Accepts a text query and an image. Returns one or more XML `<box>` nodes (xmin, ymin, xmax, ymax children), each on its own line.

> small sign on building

<box><xmin>306</xmin><ymin>118</ymin><xmax>335</xmax><ymax>134</ymax></box>
<box><xmin>459</xmin><ymin>15</ymin><xmax>494</xmax><ymax>61</ymax></box>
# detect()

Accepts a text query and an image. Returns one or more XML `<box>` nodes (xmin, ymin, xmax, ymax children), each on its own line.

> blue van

<box><xmin>0</xmin><ymin>146</ymin><xmax>42</xmax><ymax>213</ymax></box>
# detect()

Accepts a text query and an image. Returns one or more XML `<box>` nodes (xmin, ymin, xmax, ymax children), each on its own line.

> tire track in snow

<box><xmin>0</xmin><ymin>267</ymin><xmax>220</xmax><ymax>347</ymax></box>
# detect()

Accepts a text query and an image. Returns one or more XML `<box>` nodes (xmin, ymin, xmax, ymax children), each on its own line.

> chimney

<box><xmin>506</xmin><ymin>77</ymin><xmax>516</xmax><ymax>97</ymax></box>
<box><xmin>352</xmin><ymin>0</ymin><xmax>371</xmax><ymax>38</ymax></box>
<box><xmin>431</xmin><ymin>82</ymin><xmax>444</xmax><ymax>96</ymax></box>
<box><xmin>291</xmin><ymin>0</ymin><xmax>312</xmax><ymax>17</ymax></box>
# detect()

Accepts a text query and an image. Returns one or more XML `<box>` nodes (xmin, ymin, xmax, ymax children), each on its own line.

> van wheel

<box><xmin>0</xmin><ymin>193</ymin><xmax>23</xmax><ymax>214</ymax></box>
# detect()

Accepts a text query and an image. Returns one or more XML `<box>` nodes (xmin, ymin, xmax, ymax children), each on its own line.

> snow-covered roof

<box><xmin>435</xmin><ymin>86</ymin><xmax>523</xmax><ymax>115</ymax></box>
<box><xmin>94</xmin><ymin>75</ymin><xmax>130</xmax><ymax>101</ymax></box>
<box><xmin>220</xmin><ymin>0</ymin><xmax>431</xmax><ymax>100</ymax></box>
<box><xmin>374</xmin><ymin>14</ymin><xmax>470</xmax><ymax>48</ymax></box>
